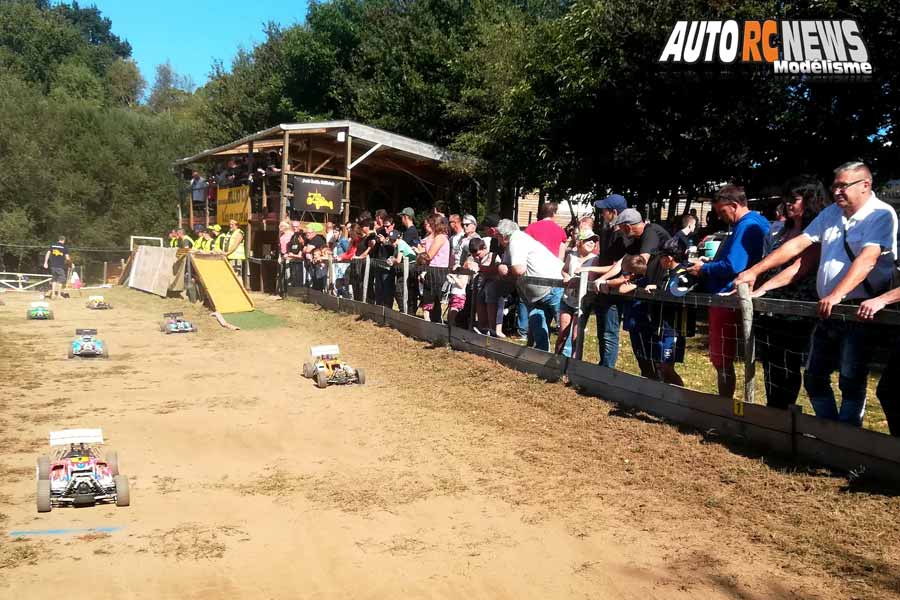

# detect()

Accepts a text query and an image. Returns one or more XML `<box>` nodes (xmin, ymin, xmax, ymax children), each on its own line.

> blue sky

<box><xmin>88</xmin><ymin>1</ymin><xmax>307</xmax><ymax>88</ymax></box>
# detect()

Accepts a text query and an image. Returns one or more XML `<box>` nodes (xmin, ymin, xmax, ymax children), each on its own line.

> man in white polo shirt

<box><xmin>496</xmin><ymin>219</ymin><xmax>565</xmax><ymax>351</ymax></box>
<box><xmin>735</xmin><ymin>161</ymin><xmax>898</xmax><ymax>427</ymax></box>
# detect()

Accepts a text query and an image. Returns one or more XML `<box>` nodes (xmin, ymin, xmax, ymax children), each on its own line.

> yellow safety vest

<box><xmin>223</xmin><ymin>229</ymin><xmax>246</xmax><ymax>260</ymax></box>
<box><xmin>169</xmin><ymin>238</ymin><xmax>178</xmax><ymax>248</ymax></box>
<box><xmin>213</xmin><ymin>234</ymin><xmax>225</xmax><ymax>252</ymax></box>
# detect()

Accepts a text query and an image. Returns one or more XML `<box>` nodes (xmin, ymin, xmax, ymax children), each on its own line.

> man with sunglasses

<box><xmin>735</xmin><ymin>161</ymin><xmax>898</xmax><ymax>427</ymax></box>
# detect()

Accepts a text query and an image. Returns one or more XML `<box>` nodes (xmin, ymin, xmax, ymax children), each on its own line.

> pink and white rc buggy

<box><xmin>35</xmin><ymin>429</ymin><xmax>130</xmax><ymax>512</ymax></box>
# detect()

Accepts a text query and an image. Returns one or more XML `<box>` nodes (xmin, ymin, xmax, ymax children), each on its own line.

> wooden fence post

<box><xmin>102</xmin><ymin>261</ymin><xmax>108</xmax><ymax>284</ymax></box>
<box><xmin>402</xmin><ymin>256</ymin><xmax>409</xmax><ymax>314</ymax></box>
<box><xmin>573</xmin><ymin>271</ymin><xmax>589</xmax><ymax>359</ymax></box>
<box><xmin>362</xmin><ymin>257</ymin><xmax>371</xmax><ymax>304</ymax></box>
<box><xmin>737</xmin><ymin>282</ymin><xmax>755</xmax><ymax>412</ymax></box>
<box><xmin>327</xmin><ymin>255</ymin><xmax>335</xmax><ymax>294</ymax></box>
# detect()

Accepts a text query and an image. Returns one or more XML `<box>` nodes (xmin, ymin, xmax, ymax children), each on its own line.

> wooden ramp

<box><xmin>190</xmin><ymin>255</ymin><xmax>254</xmax><ymax>313</ymax></box>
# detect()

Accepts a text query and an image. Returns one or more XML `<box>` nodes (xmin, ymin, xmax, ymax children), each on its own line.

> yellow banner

<box><xmin>216</xmin><ymin>185</ymin><xmax>250</xmax><ymax>225</ymax></box>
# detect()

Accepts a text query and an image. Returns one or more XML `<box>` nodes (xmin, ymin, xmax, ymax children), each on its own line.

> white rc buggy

<box><xmin>302</xmin><ymin>344</ymin><xmax>366</xmax><ymax>389</ymax></box>
<box><xmin>35</xmin><ymin>428</ymin><xmax>130</xmax><ymax>512</ymax></box>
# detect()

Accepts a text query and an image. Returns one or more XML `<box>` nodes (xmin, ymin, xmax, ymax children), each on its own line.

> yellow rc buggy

<box><xmin>301</xmin><ymin>345</ymin><xmax>366</xmax><ymax>389</ymax></box>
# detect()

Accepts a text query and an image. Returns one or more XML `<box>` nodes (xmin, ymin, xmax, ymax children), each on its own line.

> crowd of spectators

<box><xmin>279</xmin><ymin>160</ymin><xmax>900</xmax><ymax>437</ymax></box>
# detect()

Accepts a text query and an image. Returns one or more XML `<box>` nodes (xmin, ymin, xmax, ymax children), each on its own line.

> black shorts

<box><xmin>51</xmin><ymin>267</ymin><xmax>66</xmax><ymax>283</ymax></box>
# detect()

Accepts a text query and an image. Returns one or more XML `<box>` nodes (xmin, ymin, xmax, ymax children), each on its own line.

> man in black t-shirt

<box><xmin>285</xmin><ymin>221</ymin><xmax>306</xmax><ymax>288</ymax></box>
<box><xmin>394</xmin><ymin>207</ymin><xmax>421</xmax><ymax>313</ymax></box>
<box><xmin>374</xmin><ymin>217</ymin><xmax>400</xmax><ymax>307</ymax></box>
<box><xmin>43</xmin><ymin>235</ymin><xmax>70</xmax><ymax>299</ymax></box>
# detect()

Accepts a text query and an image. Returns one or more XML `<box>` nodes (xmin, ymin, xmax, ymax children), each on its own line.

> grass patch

<box><xmin>221</xmin><ymin>309</ymin><xmax>285</xmax><ymax>330</ymax></box>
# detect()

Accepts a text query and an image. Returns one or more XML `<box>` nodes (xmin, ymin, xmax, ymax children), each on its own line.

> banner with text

<box><xmin>216</xmin><ymin>185</ymin><xmax>250</xmax><ymax>225</ymax></box>
<box><xmin>291</xmin><ymin>176</ymin><xmax>344</xmax><ymax>215</ymax></box>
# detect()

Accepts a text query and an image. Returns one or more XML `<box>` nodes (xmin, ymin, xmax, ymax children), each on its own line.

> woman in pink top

<box><xmin>278</xmin><ymin>220</ymin><xmax>293</xmax><ymax>256</ymax></box>
<box><xmin>418</xmin><ymin>214</ymin><xmax>449</xmax><ymax>321</ymax></box>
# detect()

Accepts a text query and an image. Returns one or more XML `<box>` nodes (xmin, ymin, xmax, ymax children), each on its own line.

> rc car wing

<box><xmin>30</xmin><ymin>301</ymin><xmax>49</xmax><ymax>308</ymax></box>
<box><xmin>310</xmin><ymin>344</ymin><xmax>340</xmax><ymax>358</ymax></box>
<box><xmin>75</xmin><ymin>328</ymin><xmax>98</xmax><ymax>336</ymax></box>
<box><xmin>49</xmin><ymin>428</ymin><xmax>104</xmax><ymax>447</ymax></box>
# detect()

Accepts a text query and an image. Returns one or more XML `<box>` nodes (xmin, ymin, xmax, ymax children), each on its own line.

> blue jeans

<box><xmin>527</xmin><ymin>288</ymin><xmax>563</xmax><ymax>352</ymax></box>
<box><xmin>517</xmin><ymin>297</ymin><xmax>529</xmax><ymax>337</ymax></box>
<box><xmin>578</xmin><ymin>296</ymin><xmax>620</xmax><ymax>367</ymax></box>
<box><xmin>804</xmin><ymin>320</ymin><xmax>873</xmax><ymax>427</ymax></box>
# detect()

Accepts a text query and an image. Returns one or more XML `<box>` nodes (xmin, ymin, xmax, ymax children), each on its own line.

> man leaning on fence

<box><xmin>686</xmin><ymin>185</ymin><xmax>768</xmax><ymax>399</ymax></box>
<box><xmin>735</xmin><ymin>161</ymin><xmax>899</xmax><ymax>428</ymax></box>
<box><xmin>495</xmin><ymin>219</ymin><xmax>564</xmax><ymax>351</ymax></box>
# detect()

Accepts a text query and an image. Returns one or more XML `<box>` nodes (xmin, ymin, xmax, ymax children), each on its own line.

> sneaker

<box><xmin>515</xmin><ymin>333</ymin><xmax>528</xmax><ymax>342</ymax></box>
<box><xmin>494</xmin><ymin>330</ymin><xmax>506</xmax><ymax>339</ymax></box>
<box><xmin>472</xmin><ymin>326</ymin><xmax>487</xmax><ymax>335</ymax></box>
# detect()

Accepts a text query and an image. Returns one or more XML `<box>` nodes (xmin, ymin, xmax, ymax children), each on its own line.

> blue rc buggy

<box><xmin>68</xmin><ymin>329</ymin><xmax>109</xmax><ymax>359</ymax></box>
<box><xmin>160</xmin><ymin>312</ymin><xmax>197</xmax><ymax>334</ymax></box>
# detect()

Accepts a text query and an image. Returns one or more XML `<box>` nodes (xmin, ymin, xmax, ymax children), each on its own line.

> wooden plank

<box><xmin>482</xmin><ymin>337</ymin><xmax>567</xmax><ymax>382</ymax></box>
<box><xmin>795</xmin><ymin>435</ymin><xmax>900</xmax><ymax>483</ymax></box>
<box><xmin>307</xmin><ymin>288</ymin><xmax>340</xmax><ymax>312</ymax></box>
<box><xmin>285</xmin><ymin>286</ymin><xmax>309</xmax><ymax>302</ymax></box>
<box><xmin>384</xmin><ymin>310</ymin><xmax>448</xmax><ymax>345</ymax></box>
<box><xmin>449</xmin><ymin>325</ymin><xmax>486</xmax><ymax>353</ymax></box>
<box><xmin>340</xmin><ymin>298</ymin><xmax>385</xmax><ymax>325</ymax></box>
<box><xmin>566</xmin><ymin>359</ymin><xmax>792</xmax><ymax>453</ymax></box>
<box><xmin>285</xmin><ymin>170</ymin><xmax>350</xmax><ymax>182</ymax></box>
<box><xmin>794</xmin><ymin>412</ymin><xmax>900</xmax><ymax>462</ymax></box>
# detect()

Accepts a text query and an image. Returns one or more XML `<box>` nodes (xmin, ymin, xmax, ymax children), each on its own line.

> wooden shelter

<box><xmin>174</xmin><ymin>120</ymin><xmax>460</xmax><ymax>228</ymax></box>
<box><xmin>173</xmin><ymin>120</ymin><xmax>462</xmax><ymax>291</ymax></box>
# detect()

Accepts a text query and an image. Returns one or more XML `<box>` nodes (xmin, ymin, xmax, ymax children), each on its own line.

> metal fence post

<box><xmin>362</xmin><ymin>256</ymin><xmax>371</xmax><ymax>304</ymax></box>
<box><xmin>737</xmin><ymin>282</ymin><xmax>756</xmax><ymax>412</ymax></box>
<box><xmin>402</xmin><ymin>256</ymin><xmax>409</xmax><ymax>313</ymax></box>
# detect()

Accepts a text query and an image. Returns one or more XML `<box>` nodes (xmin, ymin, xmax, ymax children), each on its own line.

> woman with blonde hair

<box><xmin>417</xmin><ymin>214</ymin><xmax>450</xmax><ymax>322</ymax></box>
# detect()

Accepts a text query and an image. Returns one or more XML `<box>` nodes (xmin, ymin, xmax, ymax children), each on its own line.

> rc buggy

<box><xmin>86</xmin><ymin>295</ymin><xmax>113</xmax><ymax>309</ymax></box>
<box><xmin>160</xmin><ymin>312</ymin><xmax>197</xmax><ymax>334</ymax></box>
<box><xmin>26</xmin><ymin>301</ymin><xmax>54</xmax><ymax>320</ymax></box>
<box><xmin>35</xmin><ymin>428</ymin><xmax>130</xmax><ymax>512</ymax></box>
<box><xmin>68</xmin><ymin>328</ymin><xmax>109</xmax><ymax>359</ymax></box>
<box><xmin>302</xmin><ymin>344</ymin><xmax>366</xmax><ymax>389</ymax></box>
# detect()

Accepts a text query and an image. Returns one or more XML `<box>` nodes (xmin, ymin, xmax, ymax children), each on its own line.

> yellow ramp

<box><xmin>190</xmin><ymin>255</ymin><xmax>254</xmax><ymax>313</ymax></box>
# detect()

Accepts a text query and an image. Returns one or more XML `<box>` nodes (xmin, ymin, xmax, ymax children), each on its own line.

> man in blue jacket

<box><xmin>686</xmin><ymin>185</ymin><xmax>768</xmax><ymax>398</ymax></box>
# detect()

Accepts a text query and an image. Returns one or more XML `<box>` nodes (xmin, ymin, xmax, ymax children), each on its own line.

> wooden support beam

<box><xmin>280</xmin><ymin>131</ymin><xmax>290</xmax><ymax>221</ymax></box>
<box><xmin>344</xmin><ymin>131</ymin><xmax>352</xmax><ymax>222</ymax></box>
<box><xmin>349</xmin><ymin>143</ymin><xmax>382</xmax><ymax>170</ymax></box>
<box><xmin>312</xmin><ymin>155</ymin><xmax>333</xmax><ymax>174</ymax></box>
<box><xmin>284</xmin><ymin>170</ymin><xmax>349</xmax><ymax>182</ymax></box>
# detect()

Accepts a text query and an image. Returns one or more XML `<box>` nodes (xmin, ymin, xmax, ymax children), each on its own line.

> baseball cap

<box><xmin>399</xmin><ymin>207</ymin><xmax>415</xmax><ymax>218</ymax></box>
<box><xmin>209</xmin><ymin>224</ymin><xmax>222</xmax><ymax>233</ymax></box>
<box><xmin>612</xmin><ymin>208</ymin><xmax>642</xmax><ymax>227</ymax></box>
<box><xmin>594</xmin><ymin>193</ymin><xmax>628</xmax><ymax>212</ymax></box>
<box><xmin>578</xmin><ymin>229</ymin><xmax>599</xmax><ymax>241</ymax></box>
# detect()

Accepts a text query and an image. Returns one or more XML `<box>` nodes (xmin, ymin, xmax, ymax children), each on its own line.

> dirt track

<box><xmin>1</xmin><ymin>287</ymin><xmax>898</xmax><ymax>599</ymax></box>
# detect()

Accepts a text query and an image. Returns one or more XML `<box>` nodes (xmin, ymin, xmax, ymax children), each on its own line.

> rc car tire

<box><xmin>356</xmin><ymin>368</ymin><xmax>367</xmax><ymax>385</ymax></box>
<box><xmin>106</xmin><ymin>451</ymin><xmax>119</xmax><ymax>476</ymax></box>
<box><xmin>26</xmin><ymin>311</ymin><xmax>32</xmax><ymax>320</ymax></box>
<box><xmin>102</xmin><ymin>347</ymin><xmax>109</xmax><ymax>359</ymax></box>
<box><xmin>67</xmin><ymin>347</ymin><xmax>74</xmax><ymax>359</ymax></box>
<box><xmin>37</xmin><ymin>480</ymin><xmax>51</xmax><ymax>513</ymax></box>
<box><xmin>192</xmin><ymin>325</ymin><xmax>198</xmax><ymax>333</ymax></box>
<box><xmin>37</xmin><ymin>455</ymin><xmax>50</xmax><ymax>480</ymax></box>
<box><xmin>302</xmin><ymin>362</ymin><xmax>314</xmax><ymax>378</ymax></box>
<box><xmin>48</xmin><ymin>311</ymin><xmax>55</xmax><ymax>320</ymax></box>
<box><xmin>159</xmin><ymin>322</ymin><xmax>166</xmax><ymax>332</ymax></box>
<box><xmin>114</xmin><ymin>475</ymin><xmax>130</xmax><ymax>507</ymax></box>
<box><xmin>316</xmin><ymin>370</ymin><xmax>328</xmax><ymax>389</ymax></box>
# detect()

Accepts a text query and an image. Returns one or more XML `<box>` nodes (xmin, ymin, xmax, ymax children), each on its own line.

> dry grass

<box><xmin>262</xmin><ymin>296</ymin><xmax>900</xmax><ymax>599</ymax></box>
<box><xmin>141</xmin><ymin>524</ymin><xmax>246</xmax><ymax>560</ymax></box>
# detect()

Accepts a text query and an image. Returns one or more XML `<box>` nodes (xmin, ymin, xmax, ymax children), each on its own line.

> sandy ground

<box><xmin>1</xmin><ymin>287</ymin><xmax>898</xmax><ymax>599</ymax></box>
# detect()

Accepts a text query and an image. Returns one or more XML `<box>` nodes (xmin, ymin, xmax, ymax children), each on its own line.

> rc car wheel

<box><xmin>67</xmin><ymin>347</ymin><xmax>74</xmax><ymax>359</ymax></box>
<box><xmin>102</xmin><ymin>347</ymin><xmax>109</xmax><ymax>359</ymax></box>
<box><xmin>316</xmin><ymin>370</ymin><xmax>328</xmax><ymax>389</ymax></box>
<box><xmin>356</xmin><ymin>368</ymin><xmax>367</xmax><ymax>385</ymax></box>
<box><xmin>302</xmin><ymin>362</ymin><xmax>314</xmax><ymax>378</ymax></box>
<box><xmin>48</xmin><ymin>311</ymin><xmax>55</xmax><ymax>320</ymax></box>
<box><xmin>192</xmin><ymin>325</ymin><xmax>198</xmax><ymax>333</ymax></box>
<box><xmin>114</xmin><ymin>475</ymin><xmax>130</xmax><ymax>507</ymax></box>
<box><xmin>26</xmin><ymin>311</ymin><xmax>32</xmax><ymax>320</ymax></box>
<box><xmin>106</xmin><ymin>451</ymin><xmax>119</xmax><ymax>476</ymax></box>
<box><xmin>37</xmin><ymin>455</ymin><xmax>50</xmax><ymax>480</ymax></box>
<box><xmin>159</xmin><ymin>322</ymin><xmax>166</xmax><ymax>332</ymax></box>
<box><xmin>37</xmin><ymin>480</ymin><xmax>51</xmax><ymax>513</ymax></box>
